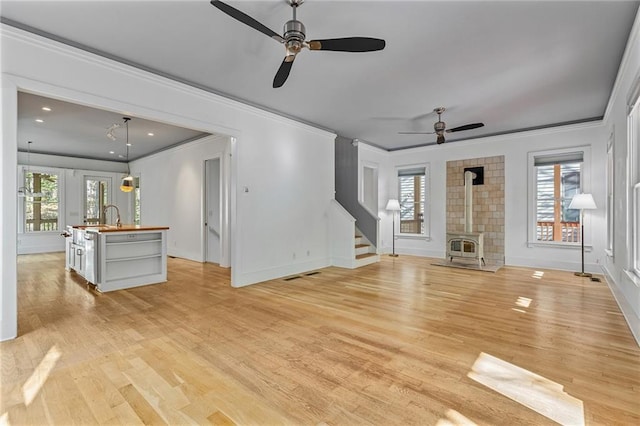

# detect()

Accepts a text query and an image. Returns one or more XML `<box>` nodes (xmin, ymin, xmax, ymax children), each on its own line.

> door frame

<box><xmin>202</xmin><ymin>152</ymin><xmax>231</xmax><ymax>268</ymax></box>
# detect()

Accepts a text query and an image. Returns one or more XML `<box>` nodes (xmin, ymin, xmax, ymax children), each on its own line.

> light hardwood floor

<box><xmin>1</xmin><ymin>253</ymin><xmax>639</xmax><ymax>425</ymax></box>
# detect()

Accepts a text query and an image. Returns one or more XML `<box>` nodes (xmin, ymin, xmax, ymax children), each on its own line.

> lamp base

<box><xmin>574</xmin><ymin>272</ymin><xmax>592</xmax><ymax>278</ymax></box>
<box><xmin>389</xmin><ymin>254</ymin><xmax>399</xmax><ymax>257</ymax></box>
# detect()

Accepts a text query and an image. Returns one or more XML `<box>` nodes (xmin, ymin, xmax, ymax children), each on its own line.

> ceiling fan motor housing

<box><xmin>284</xmin><ymin>20</ymin><xmax>305</xmax><ymax>54</ymax></box>
<box><xmin>434</xmin><ymin>121</ymin><xmax>446</xmax><ymax>133</ymax></box>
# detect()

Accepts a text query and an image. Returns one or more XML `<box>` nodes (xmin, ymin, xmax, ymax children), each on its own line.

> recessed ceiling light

<box><xmin>118</xmin><ymin>154</ymin><xmax>125</xmax><ymax>158</ymax></box>
<box><xmin>42</xmin><ymin>107</ymin><xmax>51</xmax><ymax>112</ymax></box>
<box><xmin>147</xmin><ymin>132</ymin><xmax>154</xmax><ymax>136</ymax></box>
<box><xmin>126</xmin><ymin>143</ymin><xmax>132</xmax><ymax>147</ymax></box>
<box><xmin>35</xmin><ymin>119</ymin><xmax>44</xmax><ymax>123</ymax></box>
<box><xmin>109</xmin><ymin>151</ymin><xmax>115</xmax><ymax>154</ymax></box>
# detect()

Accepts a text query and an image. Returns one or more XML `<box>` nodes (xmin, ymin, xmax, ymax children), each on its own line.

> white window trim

<box><xmin>18</xmin><ymin>165</ymin><xmax>65</xmax><ymax>234</ymax></box>
<box><xmin>606</xmin><ymin>129</ymin><xmax>615</xmax><ymax>258</ymax></box>
<box><xmin>395</xmin><ymin>163</ymin><xmax>431</xmax><ymax>240</ymax></box>
<box><xmin>527</xmin><ymin>145</ymin><xmax>591</xmax><ymax>248</ymax></box>
<box><xmin>633</xmin><ymin>183</ymin><xmax>640</xmax><ymax>277</ymax></box>
<box><xmin>627</xmin><ymin>75</ymin><xmax>640</xmax><ymax>282</ymax></box>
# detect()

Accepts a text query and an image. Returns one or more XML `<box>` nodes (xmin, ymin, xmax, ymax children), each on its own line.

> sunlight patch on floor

<box><xmin>516</xmin><ymin>297</ymin><xmax>532</xmax><ymax>308</ymax></box>
<box><xmin>532</xmin><ymin>271</ymin><xmax>544</xmax><ymax>279</ymax></box>
<box><xmin>436</xmin><ymin>409</ymin><xmax>477</xmax><ymax>425</ymax></box>
<box><xmin>0</xmin><ymin>412</ymin><xmax>10</xmax><ymax>426</ymax></box>
<box><xmin>22</xmin><ymin>345</ymin><xmax>61</xmax><ymax>406</ymax></box>
<box><xmin>468</xmin><ymin>352</ymin><xmax>584</xmax><ymax>426</ymax></box>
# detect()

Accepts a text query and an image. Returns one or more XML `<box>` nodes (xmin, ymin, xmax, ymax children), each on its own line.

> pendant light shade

<box><xmin>120</xmin><ymin>175</ymin><xmax>134</xmax><ymax>192</ymax></box>
<box><xmin>120</xmin><ymin>117</ymin><xmax>134</xmax><ymax>193</ymax></box>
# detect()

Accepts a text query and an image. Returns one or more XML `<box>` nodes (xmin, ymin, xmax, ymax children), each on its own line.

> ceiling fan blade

<box><xmin>398</xmin><ymin>131</ymin><xmax>435</xmax><ymax>135</ymax></box>
<box><xmin>446</xmin><ymin>122</ymin><xmax>485</xmax><ymax>133</ymax></box>
<box><xmin>273</xmin><ymin>55</ymin><xmax>296</xmax><ymax>88</ymax></box>
<box><xmin>308</xmin><ymin>37</ymin><xmax>386</xmax><ymax>52</ymax></box>
<box><xmin>210</xmin><ymin>1</ymin><xmax>284</xmax><ymax>43</ymax></box>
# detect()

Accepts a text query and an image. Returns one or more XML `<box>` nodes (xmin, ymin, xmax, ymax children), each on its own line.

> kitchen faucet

<box><xmin>103</xmin><ymin>204</ymin><xmax>122</xmax><ymax>227</ymax></box>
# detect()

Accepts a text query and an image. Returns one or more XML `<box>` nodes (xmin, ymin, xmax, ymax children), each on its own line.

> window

<box><xmin>529</xmin><ymin>149</ymin><xmax>588</xmax><ymax>245</ymax></box>
<box><xmin>634</xmin><ymin>183</ymin><xmax>640</xmax><ymax>275</ymax></box>
<box><xmin>134</xmin><ymin>176</ymin><xmax>141</xmax><ymax>225</ymax></box>
<box><xmin>23</xmin><ymin>170</ymin><xmax>60</xmax><ymax>232</ymax></box>
<box><xmin>628</xmin><ymin>86</ymin><xmax>640</xmax><ymax>276</ymax></box>
<box><xmin>397</xmin><ymin>166</ymin><xmax>428</xmax><ymax>236</ymax></box>
<box><xmin>606</xmin><ymin>132</ymin><xmax>614</xmax><ymax>256</ymax></box>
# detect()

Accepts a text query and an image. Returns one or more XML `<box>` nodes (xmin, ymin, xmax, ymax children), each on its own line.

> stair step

<box><xmin>355</xmin><ymin>244</ymin><xmax>369</xmax><ymax>249</ymax></box>
<box><xmin>356</xmin><ymin>253</ymin><xmax>377</xmax><ymax>260</ymax></box>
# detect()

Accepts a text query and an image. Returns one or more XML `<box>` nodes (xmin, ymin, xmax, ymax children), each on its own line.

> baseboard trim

<box><xmin>602</xmin><ymin>265</ymin><xmax>640</xmax><ymax>347</ymax></box>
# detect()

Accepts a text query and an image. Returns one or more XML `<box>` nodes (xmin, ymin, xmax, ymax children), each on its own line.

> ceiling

<box><xmin>3</xmin><ymin>0</ymin><xmax>639</xmax><ymax>155</ymax></box>
<box><xmin>18</xmin><ymin>92</ymin><xmax>208</xmax><ymax>162</ymax></box>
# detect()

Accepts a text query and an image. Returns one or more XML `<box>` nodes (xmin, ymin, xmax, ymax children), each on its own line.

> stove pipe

<box><xmin>464</xmin><ymin>171</ymin><xmax>476</xmax><ymax>233</ymax></box>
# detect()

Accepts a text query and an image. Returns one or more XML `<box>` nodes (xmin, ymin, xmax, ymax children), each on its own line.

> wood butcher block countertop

<box><xmin>72</xmin><ymin>225</ymin><xmax>169</xmax><ymax>233</ymax></box>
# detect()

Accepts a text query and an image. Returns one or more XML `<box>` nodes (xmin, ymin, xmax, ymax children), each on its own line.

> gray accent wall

<box><xmin>335</xmin><ymin>136</ymin><xmax>378</xmax><ymax>246</ymax></box>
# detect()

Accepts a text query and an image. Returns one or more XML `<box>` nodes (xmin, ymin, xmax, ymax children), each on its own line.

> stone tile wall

<box><xmin>446</xmin><ymin>156</ymin><xmax>505</xmax><ymax>264</ymax></box>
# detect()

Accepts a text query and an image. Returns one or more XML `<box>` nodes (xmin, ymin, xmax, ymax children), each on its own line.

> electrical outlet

<box><xmin>293</xmin><ymin>252</ymin><xmax>296</xmax><ymax>260</ymax></box>
<box><xmin>307</xmin><ymin>250</ymin><xmax>310</xmax><ymax>256</ymax></box>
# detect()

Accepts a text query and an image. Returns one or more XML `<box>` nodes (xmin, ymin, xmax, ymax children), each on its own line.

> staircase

<box><xmin>354</xmin><ymin>231</ymin><xmax>379</xmax><ymax>268</ymax></box>
<box><xmin>329</xmin><ymin>200</ymin><xmax>380</xmax><ymax>269</ymax></box>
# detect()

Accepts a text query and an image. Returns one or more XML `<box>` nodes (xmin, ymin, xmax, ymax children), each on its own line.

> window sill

<box><xmin>397</xmin><ymin>234</ymin><xmax>431</xmax><ymax>242</ymax></box>
<box><xmin>526</xmin><ymin>241</ymin><xmax>592</xmax><ymax>251</ymax></box>
<box><xmin>19</xmin><ymin>231</ymin><xmax>62</xmax><ymax>236</ymax></box>
<box><xmin>624</xmin><ymin>269</ymin><xmax>640</xmax><ymax>288</ymax></box>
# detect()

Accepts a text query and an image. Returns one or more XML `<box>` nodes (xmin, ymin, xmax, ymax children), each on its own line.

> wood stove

<box><xmin>446</xmin><ymin>170</ymin><xmax>486</xmax><ymax>267</ymax></box>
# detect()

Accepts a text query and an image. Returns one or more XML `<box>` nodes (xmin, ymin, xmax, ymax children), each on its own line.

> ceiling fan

<box><xmin>210</xmin><ymin>0</ymin><xmax>386</xmax><ymax>88</ymax></box>
<box><xmin>399</xmin><ymin>107</ymin><xmax>485</xmax><ymax>144</ymax></box>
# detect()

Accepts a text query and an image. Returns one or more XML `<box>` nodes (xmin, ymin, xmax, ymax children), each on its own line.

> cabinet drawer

<box><xmin>105</xmin><ymin>232</ymin><xmax>161</xmax><ymax>243</ymax></box>
<box><xmin>104</xmin><ymin>256</ymin><xmax>162</xmax><ymax>282</ymax></box>
<box><xmin>105</xmin><ymin>240</ymin><xmax>162</xmax><ymax>260</ymax></box>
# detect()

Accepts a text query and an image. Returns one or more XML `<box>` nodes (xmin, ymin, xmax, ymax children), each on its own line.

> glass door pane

<box><xmin>84</xmin><ymin>176</ymin><xmax>111</xmax><ymax>225</ymax></box>
<box><xmin>134</xmin><ymin>176</ymin><xmax>141</xmax><ymax>225</ymax></box>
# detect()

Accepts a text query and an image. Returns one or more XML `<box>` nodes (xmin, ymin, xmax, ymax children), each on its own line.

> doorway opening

<box><xmin>205</xmin><ymin>157</ymin><xmax>222</xmax><ymax>265</ymax></box>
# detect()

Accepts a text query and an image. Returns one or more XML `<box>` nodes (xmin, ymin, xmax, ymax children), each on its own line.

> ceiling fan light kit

<box><xmin>399</xmin><ymin>107</ymin><xmax>485</xmax><ymax>145</ymax></box>
<box><xmin>210</xmin><ymin>0</ymin><xmax>386</xmax><ymax>88</ymax></box>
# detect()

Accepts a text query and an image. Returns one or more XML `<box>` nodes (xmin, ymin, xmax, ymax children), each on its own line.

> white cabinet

<box><xmin>96</xmin><ymin>230</ymin><xmax>167</xmax><ymax>292</ymax></box>
<box><xmin>66</xmin><ymin>226</ymin><xmax>168</xmax><ymax>292</ymax></box>
<box><xmin>65</xmin><ymin>227</ymin><xmax>87</xmax><ymax>277</ymax></box>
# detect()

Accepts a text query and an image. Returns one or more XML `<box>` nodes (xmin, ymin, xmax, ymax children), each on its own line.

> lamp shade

<box><xmin>386</xmin><ymin>199</ymin><xmax>401</xmax><ymax>211</ymax></box>
<box><xmin>120</xmin><ymin>175</ymin><xmax>134</xmax><ymax>193</ymax></box>
<box><xmin>569</xmin><ymin>193</ymin><xmax>597</xmax><ymax>210</ymax></box>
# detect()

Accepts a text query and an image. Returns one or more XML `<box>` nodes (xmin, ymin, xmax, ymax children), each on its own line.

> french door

<box><xmin>84</xmin><ymin>176</ymin><xmax>111</xmax><ymax>225</ymax></box>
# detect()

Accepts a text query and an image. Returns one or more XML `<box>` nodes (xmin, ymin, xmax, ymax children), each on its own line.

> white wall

<box><xmin>130</xmin><ymin>135</ymin><xmax>229</xmax><ymax>263</ymax></box>
<box><xmin>601</xmin><ymin>11</ymin><xmax>640</xmax><ymax>343</ymax></box>
<box><xmin>1</xmin><ymin>25</ymin><xmax>336</xmax><ymax>341</ymax></box>
<box><xmin>373</xmin><ymin>121</ymin><xmax>606</xmax><ymax>271</ymax></box>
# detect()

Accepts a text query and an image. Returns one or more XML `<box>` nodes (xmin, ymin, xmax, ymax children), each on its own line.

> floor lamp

<box><xmin>569</xmin><ymin>193</ymin><xmax>597</xmax><ymax>277</ymax></box>
<box><xmin>386</xmin><ymin>199</ymin><xmax>401</xmax><ymax>257</ymax></box>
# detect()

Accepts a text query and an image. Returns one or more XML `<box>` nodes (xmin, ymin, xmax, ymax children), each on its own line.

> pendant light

<box><xmin>18</xmin><ymin>141</ymin><xmax>43</xmax><ymax>198</ymax></box>
<box><xmin>120</xmin><ymin>117</ymin><xmax>134</xmax><ymax>193</ymax></box>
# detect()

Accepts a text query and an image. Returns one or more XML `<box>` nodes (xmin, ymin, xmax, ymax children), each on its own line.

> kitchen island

<box><xmin>65</xmin><ymin>225</ymin><xmax>169</xmax><ymax>292</ymax></box>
